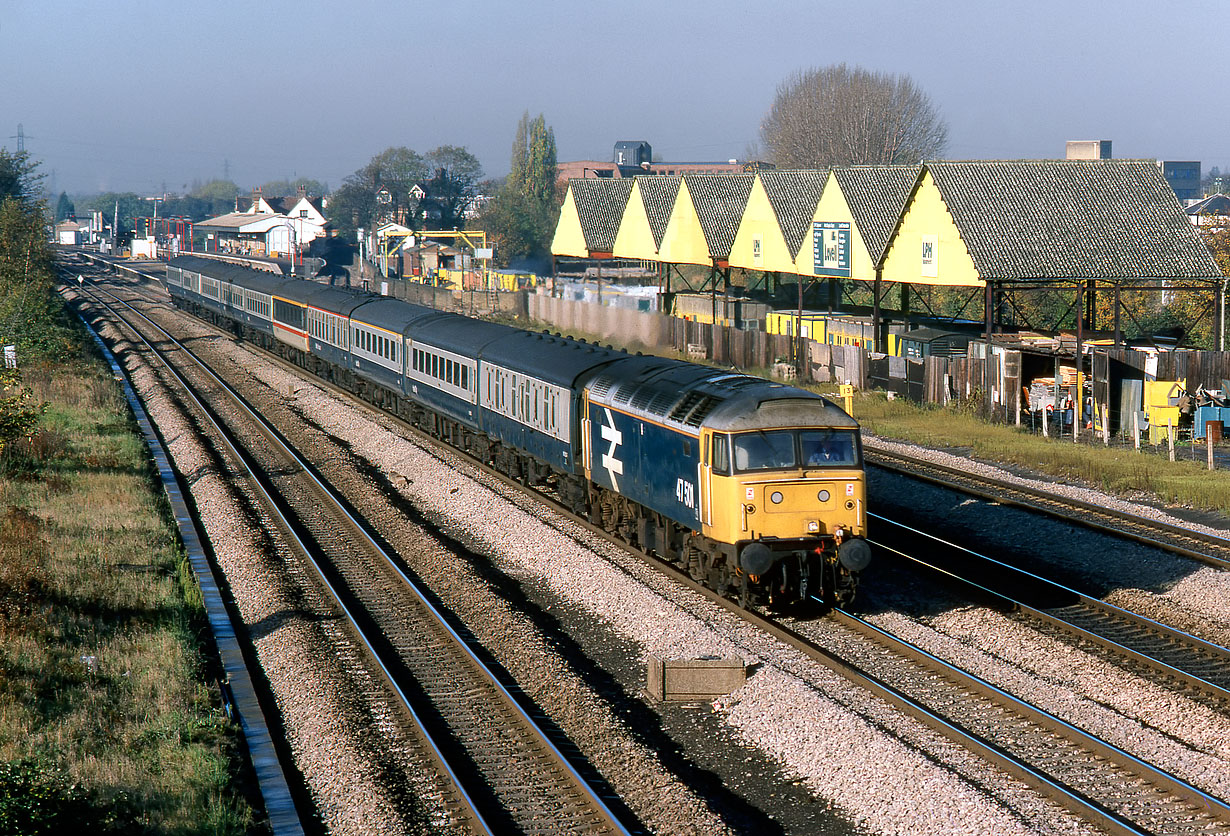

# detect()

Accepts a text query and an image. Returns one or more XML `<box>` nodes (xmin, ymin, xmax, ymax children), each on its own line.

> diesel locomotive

<box><xmin>162</xmin><ymin>255</ymin><xmax>870</xmax><ymax>607</ymax></box>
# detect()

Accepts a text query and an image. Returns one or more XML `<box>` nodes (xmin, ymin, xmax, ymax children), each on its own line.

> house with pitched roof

<box><xmin>197</xmin><ymin>185</ymin><xmax>329</xmax><ymax>257</ymax></box>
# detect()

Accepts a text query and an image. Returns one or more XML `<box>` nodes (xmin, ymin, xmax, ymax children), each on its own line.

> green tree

<box><xmin>259</xmin><ymin>177</ymin><xmax>327</xmax><ymax>198</ymax></box>
<box><xmin>73</xmin><ymin>193</ymin><xmax>146</xmax><ymax>244</ymax></box>
<box><xmin>0</xmin><ymin>149</ymin><xmax>45</xmax><ymax>204</ymax></box>
<box><xmin>0</xmin><ymin>152</ymin><xmax>66</xmax><ymax>360</ymax></box>
<box><xmin>327</xmin><ymin>147</ymin><xmax>428</xmax><ymax>239</ymax></box>
<box><xmin>480</xmin><ymin>113</ymin><xmax>559</xmax><ymax>265</ymax></box>
<box><xmin>53</xmin><ymin>192</ymin><xmax>74</xmax><ymax>222</ymax></box>
<box><xmin>420</xmin><ymin>146</ymin><xmax>483</xmax><ymax>229</ymax></box>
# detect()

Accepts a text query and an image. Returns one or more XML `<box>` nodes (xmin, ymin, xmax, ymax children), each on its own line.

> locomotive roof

<box><xmin>704</xmin><ymin>388</ymin><xmax>857</xmax><ymax>432</ymax></box>
<box><xmin>586</xmin><ymin>359</ymin><xmax>856</xmax><ymax>432</ymax></box>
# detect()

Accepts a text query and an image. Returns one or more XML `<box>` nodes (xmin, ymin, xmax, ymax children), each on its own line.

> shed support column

<box><xmin>797</xmin><ymin>276</ymin><xmax>805</xmax><ymax>374</ymax></box>
<box><xmin>1076</xmin><ymin>280</ymin><xmax>1084</xmax><ymax>440</ymax></box>
<box><xmin>984</xmin><ymin>283</ymin><xmax>993</xmax><ymax>414</ymax></box>
<box><xmin>1114</xmin><ymin>283</ymin><xmax>1122</xmax><ymax>347</ymax></box>
<box><xmin>872</xmin><ymin>274</ymin><xmax>883</xmax><ymax>354</ymax></box>
<box><xmin>1218</xmin><ymin>279</ymin><xmax>1226</xmax><ymax>352</ymax></box>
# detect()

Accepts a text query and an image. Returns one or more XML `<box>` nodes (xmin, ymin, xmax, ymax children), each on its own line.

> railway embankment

<box><xmin>0</xmin><ymin>331</ymin><xmax>259</xmax><ymax>832</ymax></box>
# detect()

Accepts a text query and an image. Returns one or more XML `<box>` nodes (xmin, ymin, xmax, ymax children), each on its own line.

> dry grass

<box><xmin>0</xmin><ymin>357</ymin><xmax>257</xmax><ymax>833</ymax></box>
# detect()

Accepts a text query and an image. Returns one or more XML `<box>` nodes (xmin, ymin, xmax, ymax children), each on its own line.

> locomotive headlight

<box><xmin>817</xmin><ymin>490</ymin><xmax>830</xmax><ymax>503</ymax></box>
<box><xmin>806</xmin><ymin>520</ymin><xmax>820</xmax><ymax>533</ymax></box>
<box><xmin>770</xmin><ymin>491</ymin><xmax>784</xmax><ymax>504</ymax></box>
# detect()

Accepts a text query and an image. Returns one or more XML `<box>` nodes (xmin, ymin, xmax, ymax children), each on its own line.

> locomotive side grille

<box><xmin>646</xmin><ymin>390</ymin><xmax>680</xmax><ymax>417</ymax></box>
<box><xmin>684</xmin><ymin>395</ymin><xmax>722</xmax><ymax>427</ymax></box>
<box><xmin>613</xmin><ymin>384</ymin><xmax>635</xmax><ymax>405</ymax></box>
<box><xmin>629</xmin><ymin>386</ymin><xmax>656</xmax><ymax>412</ymax></box>
<box><xmin>669</xmin><ymin>391</ymin><xmax>704</xmax><ymax>422</ymax></box>
<box><xmin>588</xmin><ymin>377</ymin><xmax>614</xmax><ymax>399</ymax></box>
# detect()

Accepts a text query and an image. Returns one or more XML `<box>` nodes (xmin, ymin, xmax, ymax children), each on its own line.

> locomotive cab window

<box><xmin>712</xmin><ymin>434</ymin><xmax>731</xmax><ymax>474</ymax></box>
<box><xmin>800</xmin><ymin>429</ymin><xmax>859</xmax><ymax>467</ymax></box>
<box><xmin>734</xmin><ymin>431</ymin><xmax>796</xmax><ymax>472</ymax></box>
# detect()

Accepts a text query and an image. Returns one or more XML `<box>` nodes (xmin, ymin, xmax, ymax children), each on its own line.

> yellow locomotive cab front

<box><xmin>698</xmin><ymin>422</ymin><xmax>869</xmax><ymax>606</ymax></box>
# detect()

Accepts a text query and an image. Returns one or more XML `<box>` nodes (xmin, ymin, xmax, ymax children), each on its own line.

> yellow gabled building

<box><xmin>656</xmin><ymin>174</ymin><xmax>754</xmax><ymax>267</ymax></box>
<box><xmin>879</xmin><ymin>166</ymin><xmax>982</xmax><ymax>288</ymax></box>
<box><xmin>728</xmin><ymin>169</ymin><xmax>828</xmax><ymax>274</ymax></box>
<box><xmin>795</xmin><ymin>165</ymin><xmax>922</xmax><ymax>282</ymax></box>
<box><xmin>550</xmin><ymin>178</ymin><xmax>635</xmax><ymax>258</ymax></box>
<box><xmin>611</xmin><ymin>176</ymin><xmax>681</xmax><ymax>261</ymax></box>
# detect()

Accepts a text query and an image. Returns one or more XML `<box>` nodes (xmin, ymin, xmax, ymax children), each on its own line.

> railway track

<box><xmin>79</xmin><ymin>257</ymin><xmax>1230</xmax><ymax>834</ymax></box>
<box><xmin>865</xmin><ymin>445</ymin><xmax>1230</xmax><ymax>570</ymax></box>
<box><xmin>872</xmin><ymin>514</ymin><xmax>1230</xmax><ymax>705</ymax></box>
<box><xmin>71</xmin><ymin>278</ymin><xmax>635</xmax><ymax>835</ymax></box>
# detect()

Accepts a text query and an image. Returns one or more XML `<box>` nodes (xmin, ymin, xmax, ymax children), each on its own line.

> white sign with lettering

<box><xmin>920</xmin><ymin>235</ymin><xmax>939</xmax><ymax>278</ymax></box>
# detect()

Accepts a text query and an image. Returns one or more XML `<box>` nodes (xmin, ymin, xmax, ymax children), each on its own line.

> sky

<box><xmin>2</xmin><ymin>0</ymin><xmax>1226</xmax><ymax>198</ymax></box>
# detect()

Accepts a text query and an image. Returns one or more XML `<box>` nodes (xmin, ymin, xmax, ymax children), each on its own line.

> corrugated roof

<box><xmin>569</xmin><ymin>178</ymin><xmax>634</xmax><ymax>253</ymax></box>
<box><xmin>683</xmin><ymin>174</ymin><xmax>755</xmax><ymax>259</ymax></box>
<box><xmin>634</xmin><ymin>175</ymin><xmax>682</xmax><ymax>248</ymax></box>
<box><xmin>927</xmin><ymin>160</ymin><xmax>1221</xmax><ymax>280</ymax></box>
<box><xmin>831</xmin><ymin>165</ymin><xmax>922</xmax><ymax>264</ymax></box>
<box><xmin>757</xmin><ymin>169</ymin><xmax>829</xmax><ymax>258</ymax></box>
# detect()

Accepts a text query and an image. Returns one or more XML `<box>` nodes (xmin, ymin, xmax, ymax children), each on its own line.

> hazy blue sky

<box><xmin>3</xmin><ymin>0</ymin><xmax>1225</xmax><ymax>197</ymax></box>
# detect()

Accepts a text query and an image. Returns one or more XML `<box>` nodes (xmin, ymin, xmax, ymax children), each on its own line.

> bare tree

<box><xmin>760</xmin><ymin>64</ymin><xmax>949</xmax><ymax>168</ymax></box>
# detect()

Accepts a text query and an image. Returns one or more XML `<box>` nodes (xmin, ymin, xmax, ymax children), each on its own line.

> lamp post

<box><xmin>281</xmin><ymin>220</ymin><xmax>298</xmax><ymax>275</ymax></box>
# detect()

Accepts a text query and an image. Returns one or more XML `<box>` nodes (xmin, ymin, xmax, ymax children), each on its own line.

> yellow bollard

<box><xmin>840</xmin><ymin>383</ymin><xmax>854</xmax><ymax>416</ymax></box>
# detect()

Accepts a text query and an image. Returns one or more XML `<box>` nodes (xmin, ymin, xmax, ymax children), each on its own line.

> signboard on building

<box><xmin>752</xmin><ymin>235</ymin><xmax>763</xmax><ymax>268</ymax></box>
<box><xmin>813</xmin><ymin>222</ymin><xmax>851</xmax><ymax>277</ymax></box>
<box><xmin>920</xmin><ymin>235</ymin><xmax>939</xmax><ymax>278</ymax></box>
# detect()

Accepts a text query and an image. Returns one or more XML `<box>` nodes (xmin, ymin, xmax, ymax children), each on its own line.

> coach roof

<box><xmin>348</xmin><ymin>297</ymin><xmax>438</xmax><ymax>334</ymax></box>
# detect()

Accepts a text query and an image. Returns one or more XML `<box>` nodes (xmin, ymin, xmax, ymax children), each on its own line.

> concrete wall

<box><xmin>528</xmin><ymin>293</ymin><xmax>674</xmax><ymax>347</ymax></box>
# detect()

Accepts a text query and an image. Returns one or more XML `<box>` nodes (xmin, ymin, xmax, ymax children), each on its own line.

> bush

<box><xmin>0</xmin><ymin>758</ymin><xmax>143</xmax><ymax>835</ymax></box>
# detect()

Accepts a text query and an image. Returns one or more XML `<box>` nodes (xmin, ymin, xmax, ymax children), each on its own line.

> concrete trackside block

<box><xmin>646</xmin><ymin>656</ymin><xmax>747</xmax><ymax>702</ymax></box>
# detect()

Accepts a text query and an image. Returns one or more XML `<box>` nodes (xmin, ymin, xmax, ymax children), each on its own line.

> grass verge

<box><xmin>0</xmin><ymin>338</ymin><xmax>258</xmax><ymax>834</ymax></box>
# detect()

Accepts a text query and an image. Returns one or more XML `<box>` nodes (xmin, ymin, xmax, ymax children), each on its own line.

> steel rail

<box><xmin>76</xmin><ymin>280</ymin><xmax>635</xmax><ymax>835</ymax></box>
<box><xmin>870</xmin><ymin>512</ymin><xmax>1230</xmax><ymax>703</ymax></box>
<box><xmin>865</xmin><ymin>443</ymin><xmax>1230</xmax><ymax>570</ymax></box>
